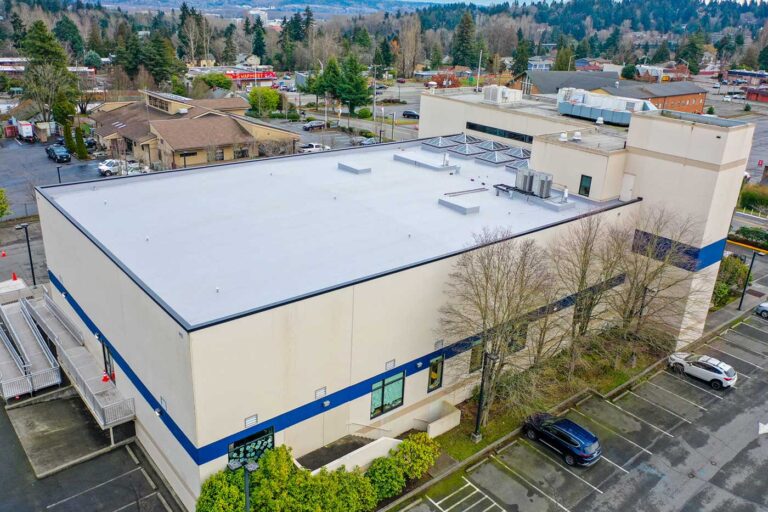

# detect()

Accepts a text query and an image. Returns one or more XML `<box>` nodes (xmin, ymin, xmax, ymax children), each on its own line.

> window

<box><xmin>370</xmin><ymin>371</ymin><xmax>405</xmax><ymax>418</ymax></box>
<box><xmin>466</xmin><ymin>122</ymin><xmax>533</xmax><ymax>144</ymax></box>
<box><xmin>428</xmin><ymin>356</ymin><xmax>444</xmax><ymax>392</ymax></box>
<box><xmin>579</xmin><ymin>175</ymin><xmax>592</xmax><ymax>197</ymax></box>
<box><xmin>215</xmin><ymin>148</ymin><xmax>224</xmax><ymax>161</ymax></box>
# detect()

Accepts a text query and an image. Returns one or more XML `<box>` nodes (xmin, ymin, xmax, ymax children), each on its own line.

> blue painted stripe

<box><xmin>48</xmin><ymin>269</ymin><xmax>626</xmax><ymax>465</ymax></box>
<box><xmin>633</xmin><ymin>231</ymin><xmax>726</xmax><ymax>271</ymax></box>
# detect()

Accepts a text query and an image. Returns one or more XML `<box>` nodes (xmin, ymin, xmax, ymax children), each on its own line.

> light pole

<box><xmin>471</xmin><ymin>348</ymin><xmax>499</xmax><ymax>443</ymax></box>
<box><xmin>227</xmin><ymin>460</ymin><xmax>259</xmax><ymax>512</ymax></box>
<box><xmin>56</xmin><ymin>165</ymin><xmax>62</xmax><ymax>184</ymax></box>
<box><xmin>738</xmin><ymin>251</ymin><xmax>764</xmax><ymax>310</ymax></box>
<box><xmin>390</xmin><ymin>112</ymin><xmax>395</xmax><ymax>140</ymax></box>
<box><xmin>15</xmin><ymin>223</ymin><xmax>36</xmax><ymax>286</ymax></box>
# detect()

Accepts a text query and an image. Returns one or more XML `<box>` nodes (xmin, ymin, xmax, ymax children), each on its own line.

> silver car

<box><xmin>756</xmin><ymin>302</ymin><xmax>768</xmax><ymax>319</ymax></box>
<box><xmin>668</xmin><ymin>353</ymin><xmax>737</xmax><ymax>390</ymax></box>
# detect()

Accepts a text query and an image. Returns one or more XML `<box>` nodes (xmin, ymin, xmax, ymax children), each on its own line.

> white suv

<box><xmin>298</xmin><ymin>143</ymin><xmax>330</xmax><ymax>153</ymax></box>
<box><xmin>668</xmin><ymin>353</ymin><xmax>737</xmax><ymax>390</ymax></box>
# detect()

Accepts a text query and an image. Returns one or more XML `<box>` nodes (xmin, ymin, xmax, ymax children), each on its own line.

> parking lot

<box><xmin>407</xmin><ymin>314</ymin><xmax>768</xmax><ymax>512</ymax></box>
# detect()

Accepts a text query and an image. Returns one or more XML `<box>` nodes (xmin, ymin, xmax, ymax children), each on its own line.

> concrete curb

<box><xmin>379</xmin><ymin>309</ymin><xmax>756</xmax><ymax>511</ymax></box>
<box><xmin>35</xmin><ymin>438</ymin><xmax>135</xmax><ymax>479</ymax></box>
<box><xmin>5</xmin><ymin>386</ymin><xmax>77</xmax><ymax>411</ymax></box>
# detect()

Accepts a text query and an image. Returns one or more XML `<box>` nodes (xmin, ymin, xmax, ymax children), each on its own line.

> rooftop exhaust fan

<box><xmin>559</xmin><ymin>132</ymin><xmax>568</xmax><ymax>142</ymax></box>
<box><xmin>596</xmin><ymin>117</ymin><xmax>605</xmax><ymax>125</ymax></box>
<box><xmin>572</xmin><ymin>131</ymin><xmax>582</xmax><ymax>142</ymax></box>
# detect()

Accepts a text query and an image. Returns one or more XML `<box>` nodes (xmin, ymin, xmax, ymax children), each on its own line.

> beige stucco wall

<box><xmin>36</xmin><ymin>196</ymin><xmax>202</xmax><ymax>510</ymax></box>
<box><xmin>418</xmin><ymin>94</ymin><xmax>590</xmax><ymax>144</ymax></box>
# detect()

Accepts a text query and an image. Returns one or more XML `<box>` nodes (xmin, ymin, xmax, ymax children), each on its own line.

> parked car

<box><xmin>756</xmin><ymin>302</ymin><xmax>768</xmax><ymax>319</ymax></box>
<box><xmin>712</xmin><ymin>83</ymin><xmax>721</xmax><ymax>89</ymax></box>
<box><xmin>98</xmin><ymin>159</ymin><xmax>138</xmax><ymax>176</ymax></box>
<box><xmin>402</xmin><ymin>110</ymin><xmax>420</xmax><ymax>119</ymax></box>
<box><xmin>283</xmin><ymin>74</ymin><xmax>291</xmax><ymax>80</ymax></box>
<box><xmin>375</xmin><ymin>83</ymin><xmax>388</xmax><ymax>90</ymax></box>
<box><xmin>303</xmin><ymin>120</ymin><xmax>325</xmax><ymax>131</ymax></box>
<box><xmin>734</xmin><ymin>94</ymin><xmax>746</xmax><ymax>100</ymax></box>
<box><xmin>359</xmin><ymin>137</ymin><xmax>378</xmax><ymax>146</ymax></box>
<box><xmin>298</xmin><ymin>142</ymin><xmax>330</xmax><ymax>153</ymax></box>
<box><xmin>396</xmin><ymin>78</ymin><xmax>406</xmax><ymax>83</ymax></box>
<box><xmin>47</xmin><ymin>145</ymin><xmax>71</xmax><ymax>162</ymax></box>
<box><xmin>523</xmin><ymin>413</ymin><xmax>602</xmax><ymax>466</ymax></box>
<box><xmin>668</xmin><ymin>353</ymin><xmax>737</xmax><ymax>390</ymax></box>
<box><xmin>288</xmin><ymin>86</ymin><xmax>298</xmax><ymax>92</ymax></box>
<box><xmin>723</xmin><ymin>95</ymin><xmax>732</xmax><ymax>102</ymax></box>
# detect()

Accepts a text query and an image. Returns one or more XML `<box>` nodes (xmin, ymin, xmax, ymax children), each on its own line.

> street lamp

<box><xmin>56</xmin><ymin>165</ymin><xmax>62</xmax><ymax>184</ymax></box>
<box><xmin>15</xmin><ymin>223</ymin><xmax>36</xmax><ymax>286</ymax></box>
<box><xmin>738</xmin><ymin>251</ymin><xmax>764</xmax><ymax>310</ymax></box>
<box><xmin>471</xmin><ymin>348</ymin><xmax>499</xmax><ymax>443</ymax></box>
<box><xmin>227</xmin><ymin>460</ymin><xmax>259</xmax><ymax>512</ymax></box>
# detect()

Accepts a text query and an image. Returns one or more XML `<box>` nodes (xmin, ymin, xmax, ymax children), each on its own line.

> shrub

<box><xmin>197</xmin><ymin>469</ymin><xmax>244</xmax><ymax>512</ymax></box>
<box><xmin>357</xmin><ymin>108</ymin><xmax>372</xmax><ymax>119</ymax></box>
<box><xmin>249</xmin><ymin>88</ymin><xmax>281</xmax><ymax>116</ymax></box>
<box><xmin>393</xmin><ymin>433</ymin><xmax>440</xmax><ymax>480</ymax></box>
<box><xmin>201</xmin><ymin>72</ymin><xmax>233</xmax><ymax>90</ymax></box>
<box><xmin>718</xmin><ymin>255</ymin><xmax>750</xmax><ymax>290</ymax></box>
<box><xmin>305</xmin><ymin>116</ymin><xmax>316</xmax><ymax>122</ymax></box>
<box><xmin>706</xmin><ymin>105</ymin><xmax>716</xmax><ymax>115</ymax></box>
<box><xmin>287</xmin><ymin>112</ymin><xmax>300</xmax><ymax>121</ymax></box>
<box><xmin>736</xmin><ymin>226</ymin><xmax>768</xmax><ymax>245</ymax></box>
<box><xmin>74</xmin><ymin>126</ymin><xmax>88</xmax><ymax>160</ymax></box>
<box><xmin>740</xmin><ymin>184</ymin><xmax>768</xmax><ymax>211</ymax></box>
<box><xmin>365</xmin><ymin>456</ymin><xmax>406</xmax><ymax>501</ymax></box>
<box><xmin>269</xmin><ymin>112</ymin><xmax>283</xmax><ymax>119</ymax></box>
<box><xmin>359</xmin><ymin>129</ymin><xmax>375</xmax><ymax>138</ymax></box>
<box><xmin>745</xmin><ymin>103</ymin><xmax>752</xmax><ymax>112</ymax></box>
<box><xmin>63</xmin><ymin>123</ymin><xmax>75</xmax><ymax>153</ymax></box>
<box><xmin>712</xmin><ymin>280</ymin><xmax>731</xmax><ymax>308</ymax></box>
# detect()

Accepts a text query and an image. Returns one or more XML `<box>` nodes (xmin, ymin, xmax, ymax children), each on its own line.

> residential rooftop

<box><xmin>40</xmin><ymin>137</ymin><xmax>625</xmax><ymax>330</ymax></box>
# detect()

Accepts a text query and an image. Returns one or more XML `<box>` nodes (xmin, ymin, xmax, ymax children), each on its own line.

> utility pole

<box><xmin>372</xmin><ymin>64</ymin><xmax>378</xmax><ymax>130</ymax></box>
<box><xmin>476</xmin><ymin>50</ymin><xmax>483</xmax><ymax>91</ymax></box>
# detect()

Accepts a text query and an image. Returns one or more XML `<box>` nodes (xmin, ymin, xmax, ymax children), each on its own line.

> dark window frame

<box><xmin>466</xmin><ymin>122</ymin><xmax>533</xmax><ymax>144</ymax></box>
<box><xmin>370</xmin><ymin>371</ymin><xmax>406</xmax><ymax>419</ymax></box>
<box><xmin>579</xmin><ymin>175</ymin><xmax>592</xmax><ymax>197</ymax></box>
<box><xmin>427</xmin><ymin>355</ymin><xmax>444</xmax><ymax>392</ymax></box>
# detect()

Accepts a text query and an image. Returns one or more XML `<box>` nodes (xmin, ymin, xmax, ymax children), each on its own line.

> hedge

<box><xmin>740</xmin><ymin>184</ymin><xmax>768</xmax><ymax>211</ymax></box>
<box><xmin>357</xmin><ymin>108</ymin><xmax>372</xmax><ymax>119</ymax></box>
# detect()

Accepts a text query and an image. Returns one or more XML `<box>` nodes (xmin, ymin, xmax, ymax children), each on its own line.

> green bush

<box><xmin>359</xmin><ymin>130</ymin><xmax>375</xmax><ymax>138</ymax></box>
<box><xmin>249</xmin><ymin>88</ymin><xmax>281</xmax><ymax>116</ymax></box>
<box><xmin>74</xmin><ymin>126</ymin><xmax>88</xmax><ymax>160</ymax></box>
<box><xmin>287</xmin><ymin>112</ymin><xmax>300</xmax><ymax>121</ymax></box>
<box><xmin>745</xmin><ymin>103</ymin><xmax>752</xmax><ymax>112</ymax></box>
<box><xmin>736</xmin><ymin>226</ymin><xmax>768</xmax><ymax>245</ymax></box>
<box><xmin>63</xmin><ymin>123</ymin><xmax>76</xmax><ymax>153</ymax></box>
<box><xmin>718</xmin><ymin>254</ymin><xmax>750</xmax><ymax>290</ymax></box>
<box><xmin>740</xmin><ymin>184</ymin><xmax>768</xmax><ymax>211</ymax></box>
<box><xmin>197</xmin><ymin>469</ymin><xmax>244</xmax><ymax>512</ymax></box>
<box><xmin>269</xmin><ymin>112</ymin><xmax>283</xmax><ymax>119</ymax></box>
<box><xmin>712</xmin><ymin>280</ymin><xmax>731</xmax><ymax>308</ymax></box>
<box><xmin>706</xmin><ymin>105</ymin><xmax>716</xmax><ymax>115</ymax></box>
<box><xmin>357</xmin><ymin>108</ymin><xmax>372</xmax><ymax>119</ymax></box>
<box><xmin>365</xmin><ymin>456</ymin><xmax>406</xmax><ymax>501</ymax></box>
<box><xmin>393</xmin><ymin>433</ymin><xmax>440</xmax><ymax>480</ymax></box>
<box><xmin>305</xmin><ymin>116</ymin><xmax>316</xmax><ymax>122</ymax></box>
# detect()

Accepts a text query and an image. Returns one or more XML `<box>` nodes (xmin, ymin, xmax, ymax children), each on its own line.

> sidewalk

<box><xmin>704</xmin><ymin>282</ymin><xmax>768</xmax><ymax>334</ymax></box>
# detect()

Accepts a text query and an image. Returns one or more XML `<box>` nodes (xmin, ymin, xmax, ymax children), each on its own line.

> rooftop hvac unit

<box><xmin>515</xmin><ymin>168</ymin><xmax>535</xmax><ymax>193</ymax></box>
<box><xmin>532</xmin><ymin>172</ymin><xmax>553</xmax><ymax>199</ymax></box>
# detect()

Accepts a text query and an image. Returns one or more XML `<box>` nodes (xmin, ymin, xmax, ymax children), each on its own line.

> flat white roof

<box><xmin>41</xmin><ymin>138</ymin><xmax>625</xmax><ymax>329</ymax></box>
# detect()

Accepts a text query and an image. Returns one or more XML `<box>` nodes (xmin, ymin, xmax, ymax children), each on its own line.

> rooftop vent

<box><xmin>596</xmin><ymin>117</ymin><xmax>605</xmax><ymax>125</ymax></box>
<box><xmin>449</xmin><ymin>133</ymin><xmax>483</xmax><ymax>144</ymax></box>
<box><xmin>337</xmin><ymin>162</ymin><xmax>371</xmax><ymax>174</ymax></box>
<box><xmin>438</xmin><ymin>196</ymin><xmax>480</xmax><ymax>215</ymax></box>
<box><xmin>559</xmin><ymin>132</ymin><xmax>568</xmax><ymax>142</ymax></box>
<box><xmin>572</xmin><ymin>131</ymin><xmax>582</xmax><ymax>142</ymax></box>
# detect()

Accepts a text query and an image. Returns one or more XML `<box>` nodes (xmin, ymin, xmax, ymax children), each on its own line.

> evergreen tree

<box><xmin>302</xmin><ymin>6</ymin><xmax>314</xmax><ymax>36</ymax></box>
<box><xmin>63</xmin><ymin>123</ymin><xmax>76</xmax><ymax>153</ymax></box>
<box><xmin>759</xmin><ymin>45</ymin><xmax>768</xmax><ymax>71</ymax></box>
<box><xmin>87</xmin><ymin>23</ymin><xmax>104</xmax><ymax>55</ymax></box>
<box><xmin>252</xmin><ymin>17</ymin><xmax>266</xmax><ymax>58</ymax></box>
<box><xmin>338</xmin><ymin>53</ymin><xmax>369</xmax><ymax>120</ymax></box>
<box><xmin>511</xmin><ymin>39</ymin><xmax>529</xmax><ymax>75</ymax></box>
<box><xmin>54</xmin><ymin>16</ymin><xmax>85</xmax><ymax>58</ymax></box>
<box><xmin>430</xmin><ymin>43</ymin><xmax>443</xmax><ymax>70</ymax></box>
<box><xmin>243</xmin><ymin>17</ymin><xmax>252</xmax><ymax>36</ymax></box>
<box><xmin>84</xmin><ymin>50</ymin><xmax>102</xmax><ymax>68</ymax></box>
<box><xmin>574</xmin><ymin>37</ymin><xmax>591</xmax><ymax>59</ymax></box>
<box><xmin>116</xmin><ymin>31</ymin><xmax>142</xmax><ymax>79</ymax></box>
<box><xmin>353</xmin><ymin>26</ymin><xmax>371</xmax><ymax>48</ymax></box>
<box><xmin>677</xmin><ymin>35</ymin><xmax>704</xmax><ymax>74</ymax></box>
<box><xmin>74</xmin><ymin>125</ymin><xmax>88</xmax><ymax>160</ymax></box>
<box><xmin>451</xmin><ymin>11</ymin><xmax>477</xmax><ymax>67</ymax></box>
<box><xmin>553</xmin><ymin>46</ymin><xmax>574</xmax><ymax>70</ymax></box>
<box><xmin>142</xmin><ymin>33</ymin><xmax>178</xmax><ymax>84</ymax></box>
<box><xmin>222</xmin><ymin>24</ymin><xmax>236</xmax><ymax>65</ymax></box>
<box><xmin>378</xmin><ymin>38</ymin><xmax>393</xmax><ymax>67</ymax></box>
<box><xmin>602</xmin><ymin>27</ymin><xmax>621</xmax><ymax>56</ymax></box>
<box><xmin>10</xmin><ymin>13</ymin><xmax>26</xmax><ymax>49</ymax></box>
<box><xmin>621</xmin><ymin>64</ymin><xmax>637</xmax><ymax>79</ymax></box>
<box><xmin>651</xmin><ymin>40</ymin><xmax>670</xmax><ymax>64</ymax></box>
<box><xmin>318</xmin><ymin>56</ymin><xmax>342</xmax><ymax>99</ymax></box>
<box><xmin>22</xmin><ymin>20</ymin><xmax>69</xmax><ymax>66</ymax></box>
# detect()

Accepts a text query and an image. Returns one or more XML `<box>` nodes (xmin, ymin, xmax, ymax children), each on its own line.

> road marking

<box><xmin>644</xmin><ymin>381</ymin><xmax>708</xmax><ymax>410</ymax></box>
<box><xmin>706</xmin><ymin>346</ymin><xmax>765</xmax><ymax>369</ymax></box>
<box><xmin>628</xmin><ymin>391</ymin><xmax>692</xmax><ymax>424</ymax></box>
<box><xmin>462</xmin><ymin>477</ymin><xmax>503</xmax><ymax>511</ymax></box>
<box><xmin>156</xmin><ymin>492</ymin><xmax>173</xmax><ymax>512</ymax></box>
<box><xmin>427</xmin><ymin>496</ymin><xmax>443</xmax><ymax>511</ymax></box>
<box><xmin>496</xmin><ymin>440</ymin><xmax>516</xmax><ymax>455</ymax></box>
<box><xmin>443</xmin><ymin>489</ymin><xmax>475</xmax><ymax>512</ymax></box>
<box><xmin>600</xmin><ymin>455</ymin><xmax>629</xmax><ymax>474</ymax></box>
<box><xmin>661</xmin><ymin>371</ymin><xmax>724</xmax><ymax>400</ymax></box>
<box><xmin>604</xmin><ymin>400</ymin><xmax>675</xmax><ymax>437</ymax></box>
<box><xmin>436</xmin><ymin>483</ymin><xmax>470</xmax><ymax>505</ymax></box>
<box><xmin>109</xmin><ymin>492</ymin><xmax>157</xmax><ymax>512</ymax></box>
<box><xmin>490</xmin><ymin>455</ymin><xmax>571</xmax><ymax>512</ymax></box>
<box><xmin>46</xmin><ymin>468</ymin><xmax>142</xmax><ymax>509</ymax></box>
<box><xmin>569</xmin><ymin>408</ymin><xmax>652</xmax><ymax>455</ymax></box>
<box><xmin>125</xmin><ymin>445</ymin><xmax>139</xmax><ymax>465</ymax></box>
<box><xmin>520</xmin><ymin>439</ymin><xmax>604</xmax><ymax>494</ymax></box>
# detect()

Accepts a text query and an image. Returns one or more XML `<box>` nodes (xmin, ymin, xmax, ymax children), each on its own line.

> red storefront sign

<box><xmin>224</xmin><ymin>71</ymin><xmax>277</xmax><ymax>81</ymax></box>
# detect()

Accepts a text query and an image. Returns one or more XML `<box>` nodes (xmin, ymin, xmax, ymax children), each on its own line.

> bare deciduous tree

<box><xmin>23</xmin><ymin>64</ymin><xmax>74</xmax><ymax>122</ymax></box>
<box><xmin>441</xmin><ymin>229</ymin><xmax>550</xmax><ymax>428</ymax></box>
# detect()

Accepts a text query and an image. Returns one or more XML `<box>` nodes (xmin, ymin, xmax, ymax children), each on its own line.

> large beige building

<box><xmin>29</xmin><ymin>95</ymin><xmax>752</xmax><ymax>509</ymax></box>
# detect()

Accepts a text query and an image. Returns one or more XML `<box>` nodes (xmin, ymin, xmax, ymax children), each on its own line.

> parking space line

<box><xmin>706</xmin><ymin>346</ymin><xmax>765</xmax><ymax>369</ymax></box>
<box><xmin>628</xmin><ymin>391</ymin><xmax>692</xmax><ymax>424</ymax></box>
<box><xmin>604</xmin><ymin>400</ymin><xmax>675</xmax><ymax>437</ymax></box>
<box><xmin>569</xmin><ymin>408</ymin><xmax>653</xmax><ymax>455</ymax></box>
<box><xmin>443</xmin><ymin>487</ymin><xmax>475</xmax><ymax>511</ymax></box>
<box><xmin>436</xmin><ymin>483</ymin><xmax>470</xmax><ymax>505</ymax></box>
<box><xmin>520</xmin><ymin>439</ymin><xmax>604</xmax><ymax>494</ymax></box>
<box><xmin>727</xmin><ymin>328</ymin><xmax>768</xmax><ymax>345</ymax></box>
<box><xmin>662</xmin><ymin>371</ymin><xmax>724</xmax><ymax>399</ymax></box>
<box><xmin>644</xmin><ymin>381</ymin><xmax>708</xmax><ymax>410</ymax></box>
<box><xmin>600</xmin><ymin>455</ymin><xmax>629</xmax><ymax>474</ymax></box>
<box><xmin>140</xmin><ymin>467</ymin><xmax>157</xmax><ymax>490</ymax></box>
<box><xmin>427</xmin><ymin>496</ymin><xmax>444</xmax><ymax>511</ymax></box>
<box><xmin>46</xmin><ymin>468</ymin><xmax>142</xmax><ymax>509</ymax></box>
<box><xmin>110</xmin><ymin>492</ymin><xmax>158</xmax><ymax>512</ymax></box>
<box><xmin>463</xmin><ymin>477</ymin><xmax>503</xmax><ymax>511</ymax></box>
<box><xmin>126</xmin><ymin>445</ymin><xmax>139</xmax><ymax>465</ymax></box>
<box><xmin>490</xmin><ymin>455</ymin><xmax>571</xmax><ymax>512</ymax></box>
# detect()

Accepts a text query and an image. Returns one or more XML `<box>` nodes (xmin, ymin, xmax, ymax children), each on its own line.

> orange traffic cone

<box><xmin>101</xmin><ymin>371</ymin><xmax>110</xmax><ymax>383</ymax></box>
<box><xmin>11</xmin><ymin>272</ymin><xmax>17</xmax><ymax>281</ymax></box>
<box><xmin>1</xmin><ymin>250</ymin><xmax>5</xmax><ymax>257</ymax></box>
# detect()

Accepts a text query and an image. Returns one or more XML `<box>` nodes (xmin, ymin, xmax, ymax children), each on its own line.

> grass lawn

<box><xmin>436</xmin><ymin>341</ymin><xmax>664</xmax><ymax>461</ymax></box>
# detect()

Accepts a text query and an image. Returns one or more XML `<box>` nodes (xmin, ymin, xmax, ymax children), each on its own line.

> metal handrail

<box><xmin>0</xmin><ymin>325</ymin><xmax>26</xmax><ymax>375</ymax></box>
<box><xmin>0</xmin><ymin>307</ymin><xmax>31</xmax><ymax>372</ymax></box>
<box><xmin>44</xmin><ymin>292</ymin><xmax>84</xmax><ymax>345</ymax></box>
<box><xmin>19</xmin><ymin>298</ymin><xmax>59</xmax><ymax>369</ymax></box>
